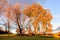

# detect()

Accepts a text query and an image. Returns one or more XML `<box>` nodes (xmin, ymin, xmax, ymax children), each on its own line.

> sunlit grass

<box><xmin>0</xmin><ymin>34</ymin><xmax>60</xmax><ymax>40</ymax></box>
<box><xmin>0</xmin><ymin>34</ymin><xmax>16</xmax><ymax>36</ymax></box>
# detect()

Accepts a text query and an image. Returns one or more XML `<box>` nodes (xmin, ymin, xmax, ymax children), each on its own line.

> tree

<box><xmin>13</xmin><ymin>3</ymin><xmax>21</xmax><ymax>34</ymax></box>
<box><xmin>5</xmin><ymin>6</ymin><xmax>12</xmax><ymax>35</ymax></box>
<box><xmin>23</xmin><ymin>3</ymin><xmax>53</xmax><ymax>34</ymax></box>
<box><xmin>0</xmin><ymin>0</ymin><xmax>9</xmax><ymax>32</ymax></box>
<box><xmin>5</xmin><ymin>3</ymin><xmax>22</xmax><ymax>35</ymax></box>
<box><xmin>23</xmin><ymin>3</ymin><xmax>45</xmax><ymax>34</ymax></box>
<box><xmin>45</xmin><ymin>9</ymin><xmax>53</xmax><ymax>33</ymax></box>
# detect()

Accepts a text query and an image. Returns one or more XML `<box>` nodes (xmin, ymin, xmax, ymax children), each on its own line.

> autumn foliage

<box><xmin>0</xmin><ymin>0</ymin><xmax>53</xmax><ymax>35</ymax></box>
<box><xmin>23</xmin><ymin>3</ymin><xmax>53</xmax><ymax>34</ymax></box>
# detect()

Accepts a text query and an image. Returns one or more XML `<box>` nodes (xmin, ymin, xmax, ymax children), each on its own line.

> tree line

<box><xmin>0</xmin><ymin>0</ymin><xmax>53</xmax><ymax>35</ymax></box>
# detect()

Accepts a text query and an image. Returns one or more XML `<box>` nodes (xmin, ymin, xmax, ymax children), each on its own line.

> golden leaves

<box><xmin>23</xmin><ymin>3</ymin><xmax>42</xmax><ymax>17</ymax></box>
<box><xmin>23</xmin><ymin>3</ymin><xmax>53</xmax><ymax>33</ymax></box>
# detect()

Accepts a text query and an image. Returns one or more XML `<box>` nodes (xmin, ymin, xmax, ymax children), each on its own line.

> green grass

<box><xmin>0</xmin><ymin>35</ymin><xmax>60</xmax><ymax>40</ymax></box>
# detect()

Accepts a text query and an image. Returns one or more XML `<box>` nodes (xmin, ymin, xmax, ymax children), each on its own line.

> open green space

<box><xmin>0</xmin><ymin>34</ymin><xmax>60</xmax><ymax>40</ymax></box>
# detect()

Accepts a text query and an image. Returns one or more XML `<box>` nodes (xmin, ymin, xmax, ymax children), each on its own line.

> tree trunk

<box><xmin>8</xmin><ymin>18</ymin><xmax>10</xmax><ymax>37</ymax></box>
<box><xmin>17</xmin><ymin>17</ymin><xmax>21</xmax><ymax>35</ymax></box>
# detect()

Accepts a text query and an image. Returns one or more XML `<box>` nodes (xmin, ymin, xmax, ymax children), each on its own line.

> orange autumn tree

<box><xmin>23</xmin><ymin>3</ymin><xmax>45</xmax><ymax>18</ymax></box>
<box><xmin>23</xmin><ymin>3</ymin><xmax>45</xmax><ymax>34</ymax></box>
<box><xmin>5</xmin><ymin>3</ymin><xmax>22</xmax><ymax>34</ymax></box>
<box><xmin>5</xmin><ymin>6</ymin><xmax>12</xmax><ymax>34</ymax></box>
<box><xmin>13</xmin><ymin>3</ymin><xmax>21</xmax><ymax>34</ymax></box>
<box><xmin>0</xmin><ymin>0</ymin><xmax>9</xmax><ymax>32</ymax></box>
<box><xmin>23</xmin><ymin>3</ymin><xmax>53</xmax><ymax>34</ymax></box>
<box><xmin>32</xmin><ymin>9</ymin><xmax>52</xmax><ymax>34</ymax></box>
<box><xmin>45</xmin><ymin>9</ymin><xmax>53</xmax><ymax>33</ymax></box>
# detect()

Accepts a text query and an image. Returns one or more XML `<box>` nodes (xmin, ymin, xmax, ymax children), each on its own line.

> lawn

<box><xmin>0</xmin><ymin>34</ymin><xmax>60</xmax><ymax>40</ymax></box>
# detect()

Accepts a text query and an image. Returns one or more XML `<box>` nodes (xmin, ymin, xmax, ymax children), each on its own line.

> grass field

<box><xmin>0</xmin><ymin>34</ymin><xmax>60</xmax><ymax>40</ymax></box>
